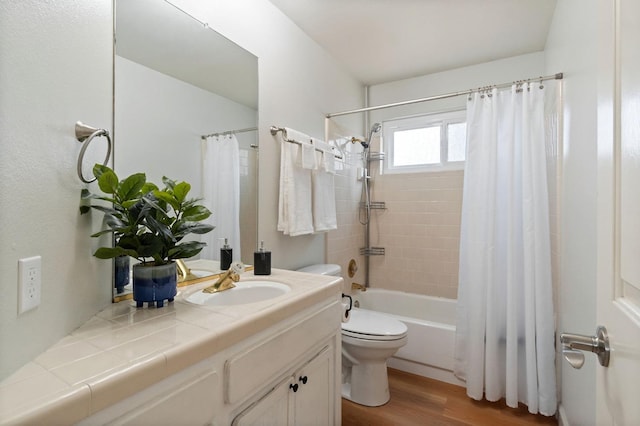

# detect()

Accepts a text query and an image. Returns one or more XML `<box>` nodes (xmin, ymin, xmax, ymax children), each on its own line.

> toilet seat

<box><xmin>341</xmin><ymin>309</ymin><xmax>408</xmax><ymax>341</ymax></box>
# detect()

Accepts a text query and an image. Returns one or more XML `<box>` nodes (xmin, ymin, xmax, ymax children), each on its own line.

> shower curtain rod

<box><xmin>200</xmin><ymin>126</ymin><xmax>257</xmax><ymax>140</ymax></box>
<box><xmin>326</xmin><ymin>72</ymin><xmax>564</xmax><ymax>118</ymax></box>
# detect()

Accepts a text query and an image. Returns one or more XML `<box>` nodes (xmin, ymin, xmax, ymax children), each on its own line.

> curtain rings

<box><xmin>75</xmin><ymin>121</ymin><xmax>112</xmax><ymax>184</ymax></box>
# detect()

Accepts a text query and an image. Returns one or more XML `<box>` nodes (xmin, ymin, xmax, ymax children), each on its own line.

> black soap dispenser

<box><xmin>254</xmin><ymin>241</ymin><xmax>271</xmax><ymax>275</ymax></box>
<box><xmin>220</xmin><ymin>238</ymin><xmax>233</xmax><ymax>270</ymax></box>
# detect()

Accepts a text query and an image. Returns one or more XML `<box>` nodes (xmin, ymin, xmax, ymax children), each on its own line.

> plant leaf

<box><xmin>93</xmin><ymin>163</ymin><xmax>114</xmax><ymax>181</ymax></box>
<box><xmin>117</xmin><ymin>173</ymin><xmax>146</xmax><ymax>201</ymax></box>
<box><xmin>141</xmin><ymin>182</ymin><xmax>158</xmax><ymax>194</ymax></box>
<box><xmin>94</xmin><ymin>246</ymin><xmax>136</xmax><ymax>259</ymax></box>
<box><xmin>152</xmin><ymin>190</ymin><xmax>180</xmax><ymax>211</ymax></box>
<box><xmin>173</xmin><ymin>182</ymin><xmax>191</xmax><ymax>203</ymax></box>
<box><xmin>174</xmin><ymin>222</ymin><xmax>214</xmax><ymax>238</ymax></box>
<box><xmin>145</xmin><ymin>214</ymin><xmax>175</xmax><ymax>243</ymax></box>
<box><xmin>182</xmin><ymin>205</ymin><xmax>211</xmax><ymax>222</ymax></box>
<box><xmin>97</xmin><ymin>169</ymin><xmax>119</xmax><ymax>194</ymax></box>
<box><xmin>168</xmin><ymin>241</ymin><xmax>207</xmax><ymax>260</ymax></box>
<box><xmin>134</xmin><ymin>233</ymin><xmax>164</xmax><ymax>259</ymax></box>
<box><xmin>162</xmin><ymin>176</ymin><xmax>176</xmax><ymax>190</ymax></box>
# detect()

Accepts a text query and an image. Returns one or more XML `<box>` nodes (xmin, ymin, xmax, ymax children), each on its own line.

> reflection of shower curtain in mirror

<box><xmin>201</xmin><ymin>134</ymin><xmax>241</xmax><ymax>262</ymax></box>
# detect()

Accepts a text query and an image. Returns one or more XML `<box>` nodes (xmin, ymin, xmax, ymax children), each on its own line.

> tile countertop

<box><xmin>0</xmin><ymin>269</ymin><xmax>343</xmax><ymax>425</ymax></box>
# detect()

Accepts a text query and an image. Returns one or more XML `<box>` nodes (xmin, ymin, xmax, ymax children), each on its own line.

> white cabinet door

<box><xmin>596</xmin><ymin>0</ymin><xmax>640</xmax><ymax>424</ymax></box>
<box><xmin>232</xmin><ymin>376</ymin><xmax>292</xmax><ymax>426</ymax></box>
<box><xmin>292</xmin><ymin>346</ymin><xmax>332</xmax><ymax>426</ymax></box>
<box><xmin>232</xmin><ymin>344</ymin><xmax>334</xmax><ymax>426</ymax></box>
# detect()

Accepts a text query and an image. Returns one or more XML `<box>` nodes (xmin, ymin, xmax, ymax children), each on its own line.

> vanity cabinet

<box><xmin>79</xmin><ymin>298</ymin><xmax>341</xmax><ymax>426</ymax></box>
<box><xmin>77</xmin><ymin>361</ymin><xmax>221</xmax><ymax>426</ymax></box>
<box><xmin>232</xmin><ymin>345</ymin><xmax>333</xmax><ymax>425</ymax></box>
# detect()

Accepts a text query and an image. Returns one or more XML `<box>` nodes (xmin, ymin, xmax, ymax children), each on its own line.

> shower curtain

<box><xmin>201</xmin><ymin>134</ymin><xmax>241</xmax><ymax>262</ymax></box>
<box><xmin>454</xmin><ymin>83</ymin><xmax>557</xmax><ymax>415</ymax></box>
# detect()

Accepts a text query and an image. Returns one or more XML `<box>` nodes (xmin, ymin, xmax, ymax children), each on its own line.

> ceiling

<box><xmin>267</xmin><ymin>0</ymin><xmax>558</xmax><ymax>85</ymax></box>
<box><xmin>117</xmin><ymin>0</ymin><xmax>258</xmax><ymax>108</ymax></box>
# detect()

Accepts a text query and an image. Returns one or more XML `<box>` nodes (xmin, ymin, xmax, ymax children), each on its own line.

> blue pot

<box><xmin>132</xmin><ymin>262</ymin><xmax>177</xmax><ymax>308</ymax></box>
<box><xmin>114</xmin><ymin>255</ymin><xmax>130</xmax><ymax>294</ymax></box>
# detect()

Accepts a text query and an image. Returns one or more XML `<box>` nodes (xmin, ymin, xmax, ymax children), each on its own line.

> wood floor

<box><xmin>342</xmin><ymin>369</ymin><xmax>558</xmax><ymax>426</ymax></box>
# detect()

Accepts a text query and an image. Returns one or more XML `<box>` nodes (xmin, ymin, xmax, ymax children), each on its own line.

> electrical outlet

<box><xmin>18</xmin><ymin>256</ymin><xmax>41</xmax><ymax>314</ymax></box>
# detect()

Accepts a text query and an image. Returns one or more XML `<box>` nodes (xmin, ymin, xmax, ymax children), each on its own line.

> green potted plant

<box><xmin>81</xmin><ymin>164</ymin><xmax>214</xmax><ymax>307</ymax></box>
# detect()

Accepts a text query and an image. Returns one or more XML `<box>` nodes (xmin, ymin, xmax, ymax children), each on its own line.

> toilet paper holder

<box><xmin>341</xmin><ymin>293</ymin><xmax>352</xmax><ymax>316</ymax></box>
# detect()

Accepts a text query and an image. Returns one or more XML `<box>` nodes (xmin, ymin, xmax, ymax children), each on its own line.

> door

<box><xmin>595</xmin><ymin>0</ymin><xmax>640</xmax><ymax>424</ymax></box>
<box><xmin>232</xmin><ymin>376</ymin><xmax>291</xmax><ymax>426</ymax></box>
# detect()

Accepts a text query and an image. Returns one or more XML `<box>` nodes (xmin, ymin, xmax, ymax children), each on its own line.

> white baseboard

<box><xmin>387</xmin><ymin>357</ymin><xmax>465</xmax><ymax>387</ymax></box>
<box><xmin>557</xmin><ymin>404</ymin><xmax>569</xmax><ymax>426</ymax></box>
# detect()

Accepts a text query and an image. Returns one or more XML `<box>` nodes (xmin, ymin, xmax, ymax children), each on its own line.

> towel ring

<box><xmin>75</xmin><ymin>121</ymin><xmax>112</xmax><ymax>183</ymax></box>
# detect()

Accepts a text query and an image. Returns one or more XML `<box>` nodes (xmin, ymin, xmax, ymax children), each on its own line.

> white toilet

<box><xmin>296</xmin><ymin>264</ymin><xmax>408</xmax><ymax>407</ymax></box>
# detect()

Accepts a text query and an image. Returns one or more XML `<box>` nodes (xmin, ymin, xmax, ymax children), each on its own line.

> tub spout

<box><xmin>352</xmin><ymin>282</ymin><xmax>366</xmax><ymax>292</ymax></box>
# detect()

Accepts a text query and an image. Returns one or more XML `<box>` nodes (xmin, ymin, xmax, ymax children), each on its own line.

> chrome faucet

<box><xmin>203</xmin><ymin>262</ymin><xmax>245</xmax><ymax>294</ymax></box>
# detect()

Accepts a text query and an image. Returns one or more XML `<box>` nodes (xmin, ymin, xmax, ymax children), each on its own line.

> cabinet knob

<box><xmin>289</xmin><ymin>383</ymin><xmax>299</xmax><ymax>392</ymax></box>
<box><xmin>299</xmin><ymin>375</ymin><xmax>308</xmax><ymax>385</ymax></box>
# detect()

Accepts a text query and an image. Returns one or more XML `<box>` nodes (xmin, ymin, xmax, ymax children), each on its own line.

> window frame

<box><xmin>382</xmin><ymin>109</ymin><xmax>467</xmax><ymax>174</ymax></box>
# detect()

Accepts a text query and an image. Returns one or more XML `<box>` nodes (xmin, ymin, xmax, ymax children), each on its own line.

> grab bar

<box><xmin>75</xmin><ymin>121</ymin><xmax>112</xmax><ymax>183</ymax></box>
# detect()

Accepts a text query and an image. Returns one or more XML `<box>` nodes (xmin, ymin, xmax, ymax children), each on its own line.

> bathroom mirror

<box><xmin>113</xmin><ymin>0</ymin><xmax>259</xmax><ymax>300</ymax></box>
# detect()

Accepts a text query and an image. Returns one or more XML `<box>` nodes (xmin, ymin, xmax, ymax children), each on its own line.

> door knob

<box><xmin>560</xmin><ymin>325</ymin><xmax>610</xmax><ymax>368</ymax></box>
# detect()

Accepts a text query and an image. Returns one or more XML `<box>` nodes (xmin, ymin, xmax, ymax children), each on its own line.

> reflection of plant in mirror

<box><xmin>80</xmin><ymin>164</ymin><xmax>214</xmax><ymax>265</ymax></box>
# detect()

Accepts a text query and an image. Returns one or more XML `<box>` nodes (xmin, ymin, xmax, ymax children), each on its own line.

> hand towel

<box><xmin>301</xmin><ymin>143</ymin><xmax>317</xmax><ymax>170</ymax></box>
<box><xmin>277</xmin><ymin>131</ymin><xmax>314</xmax><ymax>236</ymax></box>
<box><xmin>311</xmin><ymin>139</ymin><xmax>338</xmax><ymax>232</ymax></box>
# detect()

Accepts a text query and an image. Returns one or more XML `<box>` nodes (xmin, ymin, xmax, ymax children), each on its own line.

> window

<box><xmin>383</xmin><ymin>110</ymin><xmax>466</xmax><ymax>173</ymax></box>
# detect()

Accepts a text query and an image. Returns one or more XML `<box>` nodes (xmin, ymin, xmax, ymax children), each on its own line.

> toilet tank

<box><xmin>296</xmin><ymin>264</ymin><xmax>342</xmax><ymax>277</ymax></box>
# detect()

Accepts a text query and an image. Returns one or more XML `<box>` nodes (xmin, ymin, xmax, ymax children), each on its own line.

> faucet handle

<box><xmin>229</xmin><ymin>261</ymin><xmax>245</xmax><ymax>274</ymax></box>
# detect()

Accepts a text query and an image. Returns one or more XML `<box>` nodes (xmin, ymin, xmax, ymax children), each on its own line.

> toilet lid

<box><xmin>342</xmin><ymin>309</ymin><xmax>407</xmax><ymax>341</ymax></box>
<box><xmin>296</xmin><ymin>264</ymin><xmax>341</xmax><ymax>276</ymax></box>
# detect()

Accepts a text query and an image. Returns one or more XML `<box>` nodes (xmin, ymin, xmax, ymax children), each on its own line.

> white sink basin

<box><xmin>185</xmin><ymin>280</ymin><xmax>291</xmax><ymax>306</ymax></box>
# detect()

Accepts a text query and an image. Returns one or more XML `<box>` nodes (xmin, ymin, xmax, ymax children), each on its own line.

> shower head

<box><xmin>367</xmin><ymin>123</ymin><xmax>382</xmax><ymax>144</ymax></box>
<box><xmin>351</xmin><ymin>123</ymin><xmax>381</xmax><ymax>149</ymax></box>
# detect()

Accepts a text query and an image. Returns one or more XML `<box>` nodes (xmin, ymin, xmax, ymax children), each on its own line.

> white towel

<box><xmin>283</xmin><ymin>127</ymin><xmax>311</xmax><ymax>145</ymax></box>
<box><xmin>301</xmin><ymin>143</ymin><xmax>317</xmax><ymax>170</ymax></box>
<box><xmin>311</xmin><ymin>139</ymin><xmax>338</xmax><ymax>232</ymax></box>
<box><xmin>277</xmin><ymin>130</ymin><xmax>314</xmax><ymax>236</ymax></box>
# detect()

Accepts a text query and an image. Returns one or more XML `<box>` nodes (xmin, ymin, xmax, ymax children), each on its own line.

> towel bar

<box><xmin>271</xmin><ymin>125</ymin><xmax>342</xmax><ymax>160</ymax></box>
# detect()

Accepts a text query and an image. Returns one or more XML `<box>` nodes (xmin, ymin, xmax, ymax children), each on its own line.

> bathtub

<box><xmin>352</xmin><ymin>289</ymin><xmax>464</xmax><ymax>386</ymax></box>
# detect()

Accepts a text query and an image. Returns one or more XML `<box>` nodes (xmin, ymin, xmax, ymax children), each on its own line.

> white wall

<box><xmin>545</xmin><ymin>0</ymin><xmax>599</xmax><ymax>424</ymax></box>
<box><xmin>368</xmin><ymin>52</ymin><xmax>545</xmax><ymax>122</ymax></box>
<box><xmin>170</xmin><ymin>0</ymin><xmax>364</xmax><ymax>271</ymax></box>
<box><xmin>0</xmin><ymin>1</ymin><xmax>113</xmax><ymax>380</ymax></box>
<box><xmin>115</xmin><ymin>56</ymin><xmax>258</xmax><ymax>261</ymax></box>
<box><xmin>115</xmin><ymin>56</ymin><xmax>257</xmax><ymax>195</ymax></box>
<box><xmin>0</xmin><ymin>0</ymin><xmax>363</xmax><ymax>380</ymax></box>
